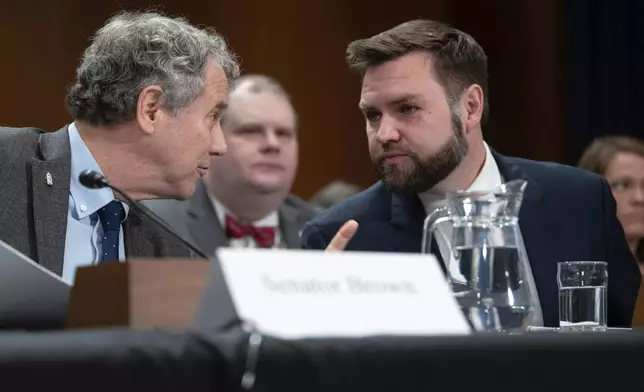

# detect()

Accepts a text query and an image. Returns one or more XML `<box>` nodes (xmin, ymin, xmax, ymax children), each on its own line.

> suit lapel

<box><xmin>123</xmin><ymin>211</ymin><xmax>156</xmax><ymax>258</ymax></box>
<box><xmin>32</xmin><ymin>127</ymin><xmax>72</xmax><ymax>276</ymax></box>
<box><xmin>279</xmin><ymin>203</ymin><xmax>302</xmax><ymax>249</ymax></box>
<box><xmin>187</xmin><ymin>182</ymin><xmax>227</xmax><ymax>257</ymax></box>
<box><xmin>492</xmin><ymin>153</ymin><xmax>548</xmax><ymax>258</ymax></box>
<box><xmin>389</xmin><ymin>191</ymin><xmax>426</xmax><ymax>253</ymax></box>
<box><xmin>491</xmin><ymin>151</ymin><xmax>543</xmax><ymax>203</ymax></box>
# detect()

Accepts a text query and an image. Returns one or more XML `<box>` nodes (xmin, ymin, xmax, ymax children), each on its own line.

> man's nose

<box><xmin>632</xmin><ymin>185</ymin><xmax>644</xmax><ymax>205</ymax></box>
<box><xmin>375</xmin><ymin>116</ymin><xmax>400</xmax><ymax>144</ymax></box>
<box><xmin>265</xmin><ymin>131</ymin><xmax>280</xmax><ymax>148</ymax></box>
<box><xmin>209</xmin><ymin>126</ymin><xmax>227</xmax><ymax>156</ymax></box>
<box><xmin>261</xmin><ymin>130</ymin><xmax>281</xmax><ymax>152</ymax></box>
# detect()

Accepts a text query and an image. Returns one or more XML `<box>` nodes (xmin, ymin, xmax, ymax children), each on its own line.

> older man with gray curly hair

<box><xmin>0</xmin><ymin>11</ymin><xmax>239</xmax><ymax>284</ymax></box>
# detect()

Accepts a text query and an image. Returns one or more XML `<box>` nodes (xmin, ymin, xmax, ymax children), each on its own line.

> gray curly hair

<box><xmin>66</xmin><ymin>11</ymin><xmax>240</xmax><ymax>126</ymax></box>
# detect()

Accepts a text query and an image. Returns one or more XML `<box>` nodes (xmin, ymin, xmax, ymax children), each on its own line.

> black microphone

<box><xmin>78</xmin><ymin>169</ymin><xmax>208</xmax><ymax>259</ymax></box>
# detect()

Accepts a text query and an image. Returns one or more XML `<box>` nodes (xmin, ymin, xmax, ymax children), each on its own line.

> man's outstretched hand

<box><xmin>324</xmin><ymin>220</ymin><xmax>358</xmax><ymax>252</ymax></box>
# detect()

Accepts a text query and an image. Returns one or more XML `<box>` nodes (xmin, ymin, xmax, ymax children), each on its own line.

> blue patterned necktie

<box><xmin>96</xmin><ymin>200</ymin><xmax>125</xmax><ymax>263</ymax></box>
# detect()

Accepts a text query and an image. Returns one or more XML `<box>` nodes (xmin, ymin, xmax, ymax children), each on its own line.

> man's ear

<box><xmin>461</xmin><ymin>84</ymin><xmax>484</xmax><ymax>131</ymax></box>
<box><xmin>136</xmin><ymin>86</ymin><xmax>164</xmax><ymax>135</ymax></box>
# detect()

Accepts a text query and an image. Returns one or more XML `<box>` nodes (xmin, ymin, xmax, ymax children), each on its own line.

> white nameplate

<box><xmin>215</xmin><ymin>248</ymin><xmax>471</xmax><ymax>338</ymax></box>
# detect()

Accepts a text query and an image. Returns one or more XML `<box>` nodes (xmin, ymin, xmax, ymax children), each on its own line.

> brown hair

<box><xmin>578</xmin><ymin>136</ymin><xmax>644</xmax><ymax>175</ymax></box>
<box><xmin>346</xmin><ymin>19</ymin><xmax>489</xmax><ymax>125</ymax></box>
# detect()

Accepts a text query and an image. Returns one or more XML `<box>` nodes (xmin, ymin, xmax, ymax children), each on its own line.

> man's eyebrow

<box><xmin>389</xmin><ymin>94</ymin><xmax>424</xmax><ymax>106</ymax></box>
<box><xmin>358</xmin><ymin>94</ymin><xmax>424</xmax><ymax>111</ymax></box>
<box><xmin>212</xmin><ymin>101</ymin><xmax>228</xmax><ymax>112</ymax></box>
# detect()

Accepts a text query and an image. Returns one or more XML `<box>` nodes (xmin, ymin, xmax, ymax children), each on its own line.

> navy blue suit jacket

<box><xmin>301</xmin><ymin>152</ymin><xmax>641</xmax><ymax>328</ymax></box>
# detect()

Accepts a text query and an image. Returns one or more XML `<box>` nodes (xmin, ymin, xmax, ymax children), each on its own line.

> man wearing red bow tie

<box><xmin>152</xmin><ymin>74</ymin><xmax>320</xmax><ymax>255</ymax></box>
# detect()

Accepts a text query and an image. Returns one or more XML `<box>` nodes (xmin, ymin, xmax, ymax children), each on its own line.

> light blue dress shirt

<box><xmin>62</xmin><ymin>123</ymin><xmax>129</xmax><ymax>285</ymax></box>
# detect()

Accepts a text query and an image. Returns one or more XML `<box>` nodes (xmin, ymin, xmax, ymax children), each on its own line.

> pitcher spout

<box><xmin>499</xmin><ymin>179</ymin><xmax>528</xmax><ymax>196</ymax></box>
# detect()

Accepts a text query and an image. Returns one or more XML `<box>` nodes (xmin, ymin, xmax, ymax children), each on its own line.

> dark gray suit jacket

<box><xmin>146</xmin><ymin>180</ymin><xmax>319</xmax><ymax>257</ymax></box>
<box><xmin>0</xmin><ymin>126</ymin><xmax>191</xmax><ymax>276</ymax></box>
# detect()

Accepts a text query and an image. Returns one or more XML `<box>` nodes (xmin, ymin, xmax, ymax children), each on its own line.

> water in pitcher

<box><xmin>422</xmin><ymin>179</ymin><xmax>541</xmax><ymax>332</ymax></box>
<box><xmin>452</xmin><ymin>245</ymin><xmax>533</xmax><ymax>332</ymax></box>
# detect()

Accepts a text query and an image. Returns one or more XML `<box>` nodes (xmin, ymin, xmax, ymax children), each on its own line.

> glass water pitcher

<box><xmin>422</xmin><ymin>179</ymin><xmax>541</xmax><ymax>333</ymax></box>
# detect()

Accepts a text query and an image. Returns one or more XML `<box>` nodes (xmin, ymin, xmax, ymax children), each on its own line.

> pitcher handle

<box><xmin>421</xmin><ymin>206</ymin><xmax>450</xmax><ymax>254</ymax></box>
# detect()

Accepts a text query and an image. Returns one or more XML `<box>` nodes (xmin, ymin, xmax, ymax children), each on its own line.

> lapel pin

<box><xmin>45</xmin><ymin>172</ymin><xmax>53</xmax><ymax>186</ymax></box>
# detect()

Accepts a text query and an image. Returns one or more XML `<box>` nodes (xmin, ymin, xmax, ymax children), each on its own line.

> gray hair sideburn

<box><xmin>66</xmin><ymin>11</ymin><xmax>240</xmax><ymax>126</ymax></box>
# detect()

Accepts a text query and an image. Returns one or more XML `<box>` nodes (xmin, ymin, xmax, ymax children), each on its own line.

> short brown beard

<box><xmin>372</xmin><ymin>106</ymin><xmax>468</xmax><ymax>194</ymax></box>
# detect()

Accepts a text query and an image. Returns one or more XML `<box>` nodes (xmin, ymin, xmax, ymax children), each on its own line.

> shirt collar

<box><xmin>418</xmin><ymin>141</ymin><xmax>503</xmax><ymax>213</ymax></box>
<box><xmin>68</xmin><ymin>122</ymin><xmax>129</xmax><ymax>220</ymax></box>
<box><xmin>467</xmin><ymin>142</ymin><xmax>503</xmax><ymax>192</ymax></box>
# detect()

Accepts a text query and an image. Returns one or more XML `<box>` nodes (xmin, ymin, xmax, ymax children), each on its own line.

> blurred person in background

<box><xmin>579</xmin><ymin>136</ymin><xmax>644</xmax><ymax>270</ymax></box>
<box><xmin>310</xmin><ymin>180</ymin><xmax>362</xmax><ymax>210</ymax></box>
<box><xmin>150</xmin><ymin>75</ymin><xmax>318</xmax><ymax>255</ymax></box>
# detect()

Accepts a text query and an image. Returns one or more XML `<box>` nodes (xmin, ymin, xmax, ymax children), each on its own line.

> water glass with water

<box><xmin>557</xmin><ymin>261</ymin><xmax>607</xmax><ymax>332</ymax></box>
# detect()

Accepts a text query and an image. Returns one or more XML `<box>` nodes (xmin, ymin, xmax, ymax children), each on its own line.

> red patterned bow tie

<box><xmin>225</xmin><ymin>215</ymin><xmax>276</xmax><ymax>248</ymax></box>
